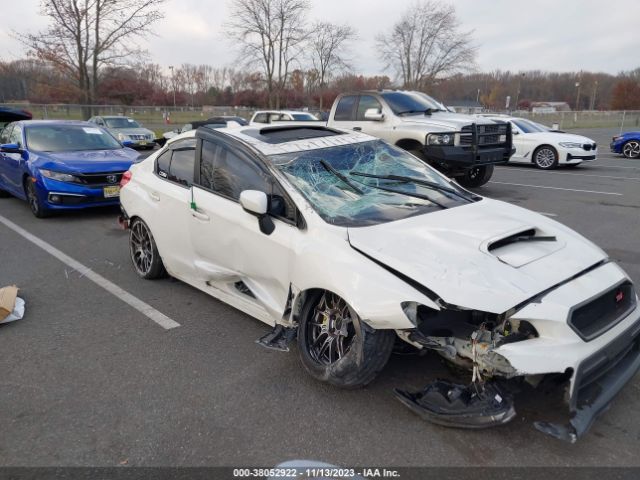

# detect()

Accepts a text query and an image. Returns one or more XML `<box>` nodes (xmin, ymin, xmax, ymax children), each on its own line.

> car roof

<box><xmin>101</xmin><ymin>115</ymin><xmax>135</xmax><ymax>120</ymax></box>
<box><xmin>253</xmin><ymin>110</ymin><xmax>314</xmax><ymax>115</ymax></box>
<box><xmin>15</xmin><ymin>119</ymin><xmax>95</xmax><ymax>127</ymax></box>
<box><xmin>171</xmin><ymin>124</ymin><xmax>375</xmax><ymax>156</ymax></box>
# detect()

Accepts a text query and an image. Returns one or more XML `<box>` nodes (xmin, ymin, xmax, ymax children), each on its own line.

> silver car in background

<box><xmin>88</xmin><ymin>115</ymin><xmax>156</xmax><ymax>149</ymax></box>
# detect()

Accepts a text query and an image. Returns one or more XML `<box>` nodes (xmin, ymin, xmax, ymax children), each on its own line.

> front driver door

<box><xmin>2</xmin><ymin>124</ymin><xmax>26</xmax><ymax>196</ymax></box>
<box><xmin>189</xmin><ymin>135</ymin><xmax>299</xmax><ymax>323</ymax></box>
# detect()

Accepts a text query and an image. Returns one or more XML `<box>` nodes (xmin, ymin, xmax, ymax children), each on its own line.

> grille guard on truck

<box><xmin>424</xmin><ymin>122</ymin><xmax>514</xmax><ymax>169</ymax></box>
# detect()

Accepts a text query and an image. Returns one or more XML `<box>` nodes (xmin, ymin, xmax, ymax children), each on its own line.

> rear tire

<box><xmin>129</xmin><ymin>218</ymin><xmax>166</xmax><ymax>279</ymax></box>
<box><xmin>457</xmin><ymin>164</ymin><xmax>494</xmax><ymax>188</ymax></box>
<box><xmin>622</xmin><ymin>140</ymin><xmax>640</xmax><ymax>159</ymax></box>
<box><xmin>533</xmin><ymin>146</ymin><xmax>559</xmax><ymax>169</ymax></box>
<box><xmin>297</xmin><ymin>291</ymin><xmax>395</xmax><ymax>388</ymax></box>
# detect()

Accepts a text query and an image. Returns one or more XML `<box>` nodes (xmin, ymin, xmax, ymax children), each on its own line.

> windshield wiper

<box><xmin>319</xmin><ymin>159</ymin><xmax>363</xmax><ymax>194</ymax></box>
<box><xmin>350</xmin><ymin>172</ymin><xmax>474</xmax><ymax>202</ymax></box>
<box><xmin>354</xmin><ymin>181</ymin><xmax>447</xmax><ymax>209</ymax></box>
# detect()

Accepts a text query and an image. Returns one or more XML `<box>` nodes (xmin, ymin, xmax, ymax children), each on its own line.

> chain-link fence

<box><xmin>2</xmin><ymin>102</ymin><xmax>640</xmax><ymax>134</ymax></box>
<box><xmin>0</xmin><ymin>103</ymin><xmax>256</xmax><ymax>135</ymax></box>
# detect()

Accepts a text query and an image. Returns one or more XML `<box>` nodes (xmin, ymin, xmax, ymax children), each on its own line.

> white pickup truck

<box><xmin>325</xmin><ymin>90</ymin><xmax>514</xmax><ymax>187</ymax></box>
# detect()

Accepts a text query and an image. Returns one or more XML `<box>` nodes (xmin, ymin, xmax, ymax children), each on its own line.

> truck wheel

<box><xmin>297</xmin><ymin>291</ymin><xmax>395</xmax><ymax>389</ymax></box>
<box><xmin>457</xmin><ymin>165</ymin><xmax>494</xmax><ymax>188</ymax></box>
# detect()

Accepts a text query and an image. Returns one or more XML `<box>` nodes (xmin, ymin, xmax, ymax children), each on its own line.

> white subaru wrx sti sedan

<box><xmin>119</xmin><ymin>125</ymin><xmax>640</xmax><ymax>442</ymax></box>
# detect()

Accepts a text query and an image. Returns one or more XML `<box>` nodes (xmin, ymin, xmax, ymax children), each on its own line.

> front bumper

<box><xmin>535</xmin><ymin>312</ymin><xmax>640</xmax><ymax>442</ymax></box>
<box><xmin>423</xmin><ymin>145</ymin><xmax>513</xmax><ymax>169</ymax></box>
<box><xmin>39</xmin><ymin>177</ymin><xmax>121</xmax><ymax>210</ymax></box>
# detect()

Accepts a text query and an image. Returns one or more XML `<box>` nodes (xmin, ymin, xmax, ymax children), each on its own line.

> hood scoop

<box><xmin>484</xmin><ymin>228</ymin><xmax>563</xmax><ymax>268</ymax></box>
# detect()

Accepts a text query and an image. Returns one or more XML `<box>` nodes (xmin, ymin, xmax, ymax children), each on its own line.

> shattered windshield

<box><xmin>271</xmin><ymin>140</ymin><xmax>473</xmax><ymax>227</ymax></box>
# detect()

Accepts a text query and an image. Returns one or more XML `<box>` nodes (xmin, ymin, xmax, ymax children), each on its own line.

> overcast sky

<box><xmin>1</xmin><ymin>0</ymin><xmax>637</xmax><ymax>77</ymax></box>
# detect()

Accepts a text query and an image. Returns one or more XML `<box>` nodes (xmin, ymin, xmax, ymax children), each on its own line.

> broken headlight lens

<box><xmin>39</xmin><ymin>169</ymin><xmax>80</xmax><ymax>183</ymax></box>
<box><xmin>427</xmin><ymin>133</ymin><xmax>455</xmax><ymax>146</ymax></box>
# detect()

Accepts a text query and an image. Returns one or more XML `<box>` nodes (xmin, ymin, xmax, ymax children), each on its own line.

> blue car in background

<box><xmin>610</xmin><ymin>131</ymin><xmax>640</xmax><ymax>159</ymax></box>
<box><xmin>0</xmin><ymin>120</ymin><xmax>139</xmax><ymax>218</ymax></box>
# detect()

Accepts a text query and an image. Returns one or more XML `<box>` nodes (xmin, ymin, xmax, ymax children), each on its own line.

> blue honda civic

<box><xmin>610</xmin><ymin>131</ymin><xmax>640</xmax><ymax>159</ymax></box>
<box><xmin>0</xmin><ymin>120</ymin><xmax>139</xmax><ymax>218</ymax></box>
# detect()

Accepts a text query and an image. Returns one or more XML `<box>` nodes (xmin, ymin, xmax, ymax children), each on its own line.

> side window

<box><xmin>357</xmin><ymin>95</ymin><xmax>382</xmax><ymax>120</ymax></box>
<box><xmin>334</xmin><ymin>96</ymin><xmax>357</xmax><ymax>121</ymax></box>
<box><xmin>253</xmin><ymin>113</ymin><xmax>268</xmax><ymax>124</ymax></box>
<box><xmin>169</xmin><ymin>148</ymin><xmax>195</xmax><ymax>186</ymax></box>
<box><xmin>0</xmin><ymin>124</ymin><xmax>14</xmax><ymax>144</ymax></box>
<box><xmin>156</xmin><ymin>150</ymin><xmax>171</xmax><ymax>177</ymax></box>
<box><xmin>270</xmin><ymin>181</ymin><xmax>297</xmax><ymax>223</ymax></box>
<box><xmin>9</xmin><ymin>125</ymin><xmax>22</xmax><ymax>146</ymax></box>
<box><xmin>199</xmin><ymin>140</ymin><xmax>270</xmax><ymax>201</ymax></box>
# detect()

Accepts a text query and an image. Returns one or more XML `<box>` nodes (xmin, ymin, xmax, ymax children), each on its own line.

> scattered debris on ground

<box><xmin>0</xmin><ymin>285</ymin><xmax>25</xmax><ymax>324</ymax></box>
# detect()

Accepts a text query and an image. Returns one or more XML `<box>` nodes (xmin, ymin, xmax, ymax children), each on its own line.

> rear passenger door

<box><xmin>329</xmin><ymin>95</ymin><xmax>359</xmax><ymax>131</ymax></box>
<box><xmin>143</xmin><ymin>138</ymin><xmax>198</xmax><ymax>279</ymax></box>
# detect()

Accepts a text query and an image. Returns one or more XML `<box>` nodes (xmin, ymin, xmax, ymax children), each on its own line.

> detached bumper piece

<box><xmin>535</xmin><ymin>316</ymin><xmax>640</xmax><ymax>443</ymax></box>
<box><xmin>394</xmin><ymin>380</ymin><xmax>516</xmax><ymax>429</ymax></box>
<box><xmin>256</xmin><ymin>324</ymin><xmax>297</xmax><ymax>352</ymax></box>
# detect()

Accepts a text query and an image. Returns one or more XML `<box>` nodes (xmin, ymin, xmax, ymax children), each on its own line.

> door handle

<box><xmin>191</xmin><ymin>210</ymin><xmax>210</xmax><ymax>221</ymax></box>
<box><xmin>149</xmin><ymin>192</ymin><xmax>160</xmax><ymax>202</ymax></box>
<box><xmin>353</xmin><ymin>127</ymin><xmax>362</xmax><ymax>131</ymax></box>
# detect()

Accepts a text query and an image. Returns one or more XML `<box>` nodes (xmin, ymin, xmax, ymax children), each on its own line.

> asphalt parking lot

<box><xmin>1</xmin><ymin>128</ymin><xmax>639</xmax><ymax>468</ymax></box>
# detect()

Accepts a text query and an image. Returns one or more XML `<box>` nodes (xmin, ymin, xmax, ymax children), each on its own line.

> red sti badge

<box><xmin>615</xmin><ymin>290</ymin><xmax>624</xmax><ymax>303</ymax></box>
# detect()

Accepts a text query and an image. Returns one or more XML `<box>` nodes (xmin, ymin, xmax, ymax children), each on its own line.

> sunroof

<box><xmin>245</xmin><ymin>126</ymin><xmax>342</xmax><ymax>144</ymax></box>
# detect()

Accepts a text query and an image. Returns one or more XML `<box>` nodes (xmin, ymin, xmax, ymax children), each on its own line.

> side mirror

<box><xmin>512</xmin><ymin>130</ymin><xmax>519</xmax><ymax>135</ymax></box>
<box><xmin>0</xmin><ymin>143</ymin><xmax>22</xmax><ymax>153</ymax></box>
<box><xmin>122</xmin><ymin>140</ymin><xmax>135</xmax><ymax>148</ymax></box>
<box><xmin>240</xmin><ymin>190</ymin><xmax>274</xmax><ymax>235</ymax></box>
<box><xmin>364</xmin><ymin>108</ymin><xmax>384</xmax><ymax>121</ymax></box>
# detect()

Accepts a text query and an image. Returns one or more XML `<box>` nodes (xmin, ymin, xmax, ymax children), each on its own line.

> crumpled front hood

<box><xmin>400</xmin><ymin>111</ymin><xmax>497</xmax><ymax>131</ymax></box>
<box><xmin>34</xmin><ymin>149</ymin><xmax>139</xmax><ymax>173</ymax></box>
<box><xmin>348</xmin><ymin>198</ymin><xmax>607</xmax><ymax>314</ymax></box>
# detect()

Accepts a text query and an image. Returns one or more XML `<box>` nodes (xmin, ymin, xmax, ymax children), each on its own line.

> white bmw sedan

<box><xmin>483</xmin><ymin>116</ymin><xmax>598</xmax><ymax>169</ymax></box>
<box><xmin>119</xmin><ymin>125</ymin><xmax>639</xmax><ymax>441</ymax></box>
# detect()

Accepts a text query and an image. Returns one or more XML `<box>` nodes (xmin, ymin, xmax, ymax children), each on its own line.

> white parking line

<box><xmin>495</xmin><ymin>167</ymin><xmax>640</xmax><ymax>181</ymax></box>
<box><xmin>0</xmin><ymin>214</ymin><xmax>180</xmax><ymax>330</ymax></box>
<box><xmin>489</xmin><ymin>181</ymin><xmax>623</xmax><ymax>196</ymax></box>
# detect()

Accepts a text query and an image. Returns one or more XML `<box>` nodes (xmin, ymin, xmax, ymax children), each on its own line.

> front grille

<box><xmin>75</xmin><ymin>172</ymin><xmax>125</xmax><ymax>186</ymax></box>
<box><xmin>582</xmin><ymin>143</ymin><xmax>597</xmax><ymax>151</ymax></box>
<box><xmin>460</xmin><ymin>123</ymin><xmax>509</xmax><ymax>147</ymax></box>
<box><xmin>569</xmin><ymin>281</ymin><xmax>636</xmax><ymax>341</ymax></box>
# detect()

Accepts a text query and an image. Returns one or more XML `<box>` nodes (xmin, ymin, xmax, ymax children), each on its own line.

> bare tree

<box><xmin>376</xmin><ymin>0</ymin><xmax>476</xmax><ymax>90</ymax></box>
<box><xmin>226</xmin><ymin>0</ymin><xmax>310</xmax><ymax>108</ymax></box>
<box><xmin>310</xmin><ymin>22</ymin><xmax>356</xmax><ymax>109</ymax></box>
<box><xmin>21</xmin><ymin>0</ymin><xmax>165</xmax><ymax>117</ymax></box>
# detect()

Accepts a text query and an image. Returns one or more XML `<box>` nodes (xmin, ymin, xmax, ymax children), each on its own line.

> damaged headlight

<box><xmin>39</xmin><ymin>169</ymin><xmax>81</xmax><ymax>183</ymax></box>
<box><xmin>426</xmin><ymin>132</ymin><xmax>455</xmax><ymax>146</ymax></box>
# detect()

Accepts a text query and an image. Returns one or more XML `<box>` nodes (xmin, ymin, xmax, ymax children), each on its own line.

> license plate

<box><xmin>103</xmin><ymin>186</ymin><xmax>120</xmax><ymax>198</ymax></box>
<box><xmin>139</xmin><ymin>141</ymin><xmax>148</xmax><ymax>145</ymax></box>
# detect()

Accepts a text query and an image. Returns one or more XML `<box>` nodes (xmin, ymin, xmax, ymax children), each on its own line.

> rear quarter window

<box><xmin>334</xmin><ymin>96</ymin><xmax>357</xmax><ymax>121</ymax></box>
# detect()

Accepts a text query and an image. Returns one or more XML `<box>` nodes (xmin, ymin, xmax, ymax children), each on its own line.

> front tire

<box><xmin>622</xmin><ymin>140</ymin><xmax>640</xmax><ymax>159</ymax></box>
<box><xmin>457</xmin><ymin>164</ymin><xmax>494</xmax><ymax>188</ymax></box>
<box><xmin>533</xmin><ymin>146</ymin><xmax>559</xmax><ymax>169</ymax></box>
<box><xmin>129</xmin><ymin>218</ymin><xmax>166</xmax><ymax>279</ymax></box>
<box><xmin>297</xmin><ymin>291</ymin><xmax>395</xmax><ymax>388</ymax></box>
<box><xmin>24</xmin><ymin>178</ymin><xmax>50</xmax><ymax>218</ymax></box>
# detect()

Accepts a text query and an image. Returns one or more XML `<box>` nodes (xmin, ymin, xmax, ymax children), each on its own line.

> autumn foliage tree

<box><xmin>611</xmin><ymin>70</ymin><xmax>640</xmax><ymax>110</ymax></box>
<box><xmin>21</xmin><ymin>0</ymin><xmax>165</xmax><ymax>117</ymax></box>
